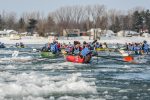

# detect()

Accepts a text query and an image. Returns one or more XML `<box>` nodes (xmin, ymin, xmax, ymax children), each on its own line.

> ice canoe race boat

<box><xmin>95</xmin><ymin>48</ymin><xmax>109</xmax><ymax>51</ymax></box>
<box><xmin>66</xmin><ymin>55</ymin><xmax>91</xmax><ymax>63</ymax></box>
<box><xmin>41</xmin><ymin>52</ymin><xmax>59</xmax><ymax>58</ymax></box>
<box><xmin>66</xmin><ymin>55</ymin><xmax>84</xmax><ymax>63</ymax></box>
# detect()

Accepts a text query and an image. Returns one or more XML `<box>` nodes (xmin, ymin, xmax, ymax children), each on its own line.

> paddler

<box><xmin>20</xmin><ymin>42</ymin><xmax>25</xmax><ymax>48</ymax></box>
<box><xmin>50</xmin><ymin>41</ymin><xmax>59</xmax><ymax>54</ymax></box>
<box><xmin>142</xmin><ymin>40</ymin><xmax>149</xmax><ymax>54</ymax></box>
<box><xmin>133</xmin><ymin>43</ymin><xmax>141</xmax><ymax>55</ymax></box>
<box><xmin>72</xmin><ymin>41</ymin><xmax>82</xmax><ymax>55</ymax></box>
<box><xmin>102</xmin><ymin>42</ymin><xmax>108</xmax><ymax>49</ymax></box>
<box><xmin>95</xmin><ymin>42</ymin><xmax>100</xmax><ymax>49</ymax></box>
<box><xmin>65</xmin><ymin>42</ymin><xmax>73</xmax><ymax>54</ymax></box>
<box><xmin>80</xmin><ymin>41</ymin><xmax>91</xmax><ymax>63</ymax></box>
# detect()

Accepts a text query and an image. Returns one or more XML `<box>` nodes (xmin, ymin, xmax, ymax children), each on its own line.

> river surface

<box><xmin>0</xmin><ymin>45</ymin><xmax>150</xmax><ymax>100</ymax></box>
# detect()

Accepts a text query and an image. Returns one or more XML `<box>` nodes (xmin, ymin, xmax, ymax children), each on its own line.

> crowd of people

<box><xmin>41</xmin><ymin>40</ymin><xmax>149</xmax><ymax>60</ymax></box>
<box><xmin>41</xmin><ymin>40</ymin><xmax>110</xmax><ymax>63</ymax></box>
<box><xmin>63</xmin><ymin>41</ymin><xmax>108</xmax><ymax>54</ymax></box>
<box><xmin>124</xmin><ymin>40</ymin><xmax>149</xmax><ymax>55</ymax></box>
<box><xmin>41</xmin><ymin>41</ymin><xmax>61</xmax><ymax>54</ymax></box>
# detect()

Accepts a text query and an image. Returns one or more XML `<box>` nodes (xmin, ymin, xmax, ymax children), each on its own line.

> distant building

<box><xmin>101</xmin><ymin>30</ymin><xmax>115</xmax><ymax>37</ymax></box>
<box><xmin>63</xmin><ymin>29</ymin><xmax>80</xmax><ymax>37</ymax></box>
<box><xmin>142</xmin><ymin>33</ymin><xmax>150</xmax><ymax>37</ymax></box>
<box><xmin>117</xmin><ymin>30</ymin><xmax>140</xmax><ymax>37</ymax></box>
<box><xmin>45</xmin><ymin>32</ymin><xmax>58</xmax><ymax>37</ymax></box>
<box><xmin>0</xmin><ymin>29</ymin><xmax>18</xmax><ymax>37</ymax></box>
<box><xmin>80</xmin><ymin>31</ymin><xmax>89</xmax><ymax>36</ymax></box>
<box><xmin>0</xmin><ymin>31</ymin><xmax>8</xmax><ymax>37</ymax></box>
<box><xmin>139</xmin><ymin>28</ymin><xmax>149</xmax><ymax>33</ymax></box>
<box><xmin>87</xmin><ymin>28</ymin><xmax>102</xmax><ymax>40</ymax></box>
<box><xmin>20</xmin><ymin>32</ymin><xmax>28</xmax><ymax>36</ymax></box>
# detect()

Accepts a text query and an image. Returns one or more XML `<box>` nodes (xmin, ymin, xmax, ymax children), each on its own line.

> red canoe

<box><xmin>66</xmin><ymin>55</ymin><xmax>84</xmax><ymax>63</ymax></box>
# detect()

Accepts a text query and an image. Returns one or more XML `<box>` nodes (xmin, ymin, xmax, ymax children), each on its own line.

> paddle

<box><xmin>118</xmin><ymin>49</ymin><xmax>134</xmax><ymax>62</ymax></box>
<box><xmin>12</xmin><ymin>51</ymin><xmax>19</xmax><ymax>58</ymax></box>
<box><xmin>97</xmin><ymin>55</ymin><xmax>134</xmax><ymax>63</ymax></box>
<box><xmin>92</xmin><ymin>40</ymin><xmax>97</xmax><ymax>44</ymax></box>
<box><xmin>94</xmin><ymin>48</ymin><xmax>135</xmax><ymax>63</ymax></box>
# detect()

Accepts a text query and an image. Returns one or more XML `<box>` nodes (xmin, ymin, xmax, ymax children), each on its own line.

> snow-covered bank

<box><xmin>57</xmin><ymin>36</ymin><xmax>150</xmax><ymax>44</ymax></box>
<box><xmin>98</xmin><ymin>36</ymin><xmax>150</xmax><ymax>44</ymax></box>
<box><xmin>0</xmin><ymin>37</ymin><xmax>49</xmax><ymax>44</ymax></box>
<box><xmin>0</xmin><ymin>36</ymin><xmax>150</xmax><ymax>44</ymax></box>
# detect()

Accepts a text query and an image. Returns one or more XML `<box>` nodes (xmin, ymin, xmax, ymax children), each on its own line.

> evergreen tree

<box><xmin>0</xmin><ymin>15</ymin><xmax>4</xmax><ymax>30</ymax></box>
<box><xmin>132</xmin><ymin>11</ymin><xmax>144</xmax><ymax>32</ymax></box>
<box><xmin>145</xmin><ymin>10</ymin><xmax>150</xmax><ymax>33</ymax></box>
<box><xmin>110</xmin><ymin>16</ymin><xmax>121</xmax><ymax>33</ymax></box>
<box><xmin>123</xmin><ymin>16</ymin><xmax>130</xmax><ymax>30</ymax></box>
<box><xmin>27</xmin><ymin>19</ymin><xmax>38</xmax><ymax>35</ymax></box>
<box><xmin>114</xmin><ymin>16</ymin><xmax>121</xmax><ymax>32</ymax></box>
<box><xmin>18</xmin><ymin>17</ymin><xmax>25</xmax><ymax>32</ymax></box>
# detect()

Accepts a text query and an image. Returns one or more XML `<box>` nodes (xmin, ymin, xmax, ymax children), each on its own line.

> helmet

<box><xmin>83</xmin><ymin>41</ymin><xmax>86</xmax><ymax>44</ymax></box>
<box><xmin>144</xmin><ymin>40</ymin><xmax>147</xmax><ymax>43</ymax></box>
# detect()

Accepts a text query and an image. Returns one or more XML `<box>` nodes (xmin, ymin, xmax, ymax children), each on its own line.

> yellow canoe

<box><xmin>95</xmin><ymin>48</ymin><xmax>109</xmax><ymax>51</ymax></box>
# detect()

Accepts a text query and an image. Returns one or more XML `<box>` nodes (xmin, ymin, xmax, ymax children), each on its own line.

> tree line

<box><xmin>0</xmin><ymin>5</ymin><xmax>150</xmax><ymax>36</ymax></box>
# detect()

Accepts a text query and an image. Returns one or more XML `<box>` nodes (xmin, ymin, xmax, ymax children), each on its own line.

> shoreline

<box><xmin>0</xmin><ymin>36</ymin><xmax>150</xmax><ymax>45</ymax></box>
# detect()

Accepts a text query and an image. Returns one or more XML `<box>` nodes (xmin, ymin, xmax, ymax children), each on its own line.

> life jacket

<box><xmin>50</xmin><ymin>44</ymin><xmax>57</xmax><ymax>52</ymax></box>
<box><xmin>81</xmin><ymin>47</ymin><xmax>90</xmax><ymax>57</ymax></box>
<box><xmin>134</xmin><ymin>46</ymin><xmax>140</xmax><ymax>51</ymax></box>
<box><xmin>73</xmin><ymin>47</ymin><xmax>82</xmax><ymax>55</ymax></box>
<box><xmin>128</xmin><ymin>45</ymin><xmax>134</xmax><ymax>51</ymax></box>
<box><xmin>66</xmin><ymin>45</ymin><xmax>73</xmax><ymax>52</ymax></box>
<box><xmin>143</xmin><ymin>43</ymin><xmax>149</xmax><ymax>50</ymax></box>
<box><xmin>73</xmin><ymin>48</ymin><xmax>79</xmax><ymax>54</ymax></box>
<box><xmin>95</xmin><ymin>44</ymin><xmax>100</xmax><ymax>48</ymax></box>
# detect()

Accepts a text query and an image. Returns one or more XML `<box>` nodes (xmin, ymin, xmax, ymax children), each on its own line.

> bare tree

<box><xmin>52</xmin><ymin>6</ymin><xmax>85</xmax><ymax>35</ymax></box>
<box><xmin>44</xmin><ymin>15</ymin><xmax>56</xmax><ymax>33</ymax></box>
<box><xmin>17</xmin><ymin>17</ymin><xmax>26</xmax><ymax>32</ymax></box>
<box><xmin>1</xmin><ymin>11</ymin><xmax>17</xmax><ymax>30</ymax></box>
<box><xmin>1</xmin><ymin>5</ymin><xmax>150</xmax><ymax>37</ymax></box>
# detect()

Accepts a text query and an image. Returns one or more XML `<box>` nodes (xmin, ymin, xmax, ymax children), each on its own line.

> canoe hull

<box><xmin>41</xmin><ymin>52</ymin><xmax>59</xmax><ymax>58</ymax></box>
<box><xmin>66</xmin><ymin>55</ymin><xmax>84</xmax><ymax>63</ymax></box>
<box><xmin>96</xmin><ymin>48</ymin><xmax>109</xmax><ymax>51</ymax></box>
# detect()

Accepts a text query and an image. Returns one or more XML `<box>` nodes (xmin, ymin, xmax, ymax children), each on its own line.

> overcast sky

<box><xmin>0</xmin><ymin>0</ymin><xmax>150</xmax><ymax>15</ymax></box>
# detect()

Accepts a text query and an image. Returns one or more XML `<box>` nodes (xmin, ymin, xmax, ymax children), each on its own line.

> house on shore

<box><xmin>87</xmin><ymin>28</ymin><xmax>103</xmax><ymax>40</ymax></box>
<box><xmin>0</xmin><ymin>29</ymin><xmax>18</xmax><ymax>37</ymax></box>
<box><xmin>63</xmin><ymin>29</ymin><xmax>80</xmax><ymax>37</ymax></box>
<box><xmin>117</xmin><ymin>30</ymin><xmax>140</xmax><ymax>37</ymax></box>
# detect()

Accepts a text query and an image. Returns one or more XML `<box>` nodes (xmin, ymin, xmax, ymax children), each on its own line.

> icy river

<box><xmin>0</xmin><ymin>45</ymin><xmax>150</xmax><ymax>100</ymax></box>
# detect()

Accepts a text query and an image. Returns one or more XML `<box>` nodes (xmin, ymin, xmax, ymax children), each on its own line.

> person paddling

<box><xmin>80</xmin><ymin>41</ymin><xmax>91</xmax><ymax>63</ymax></box>
<box><xmin>133</xmin><ymin>43</ymin><xmax>141</xmax><ymax>55</ymax></box>
<box><xmin>50</xmin><ymin>41</ymin><xmax>59</xmax><ymax>54</ymax></box>
<box><xmin>142</xmin><ymin>40</ymin><xmax>149</xmax><ymax>54</ymax></box>
<box><xmin>65</xmin><ymin>42</ymin><xmax>73</xmax><ymax>54</ymax></box>
<box><xmin>0</xmin><ymin>42</ymin><xmax>5</xmax><ymax>48</ymax></box>
<box><xmin>72</xmin><ymin>41</ymin><xmax>82</xmax><ymax>55</ymax></box>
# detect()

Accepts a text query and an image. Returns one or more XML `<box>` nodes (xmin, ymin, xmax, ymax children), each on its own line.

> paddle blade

<box><xmin>119</xmin><ymin>50</ymin><xmax>129</xmax><ymax>56</ymax></box>
<box><xmin>123</xmin><ymin>56</ymin><xmax>134</xmax><ymax>62</ymax></box>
